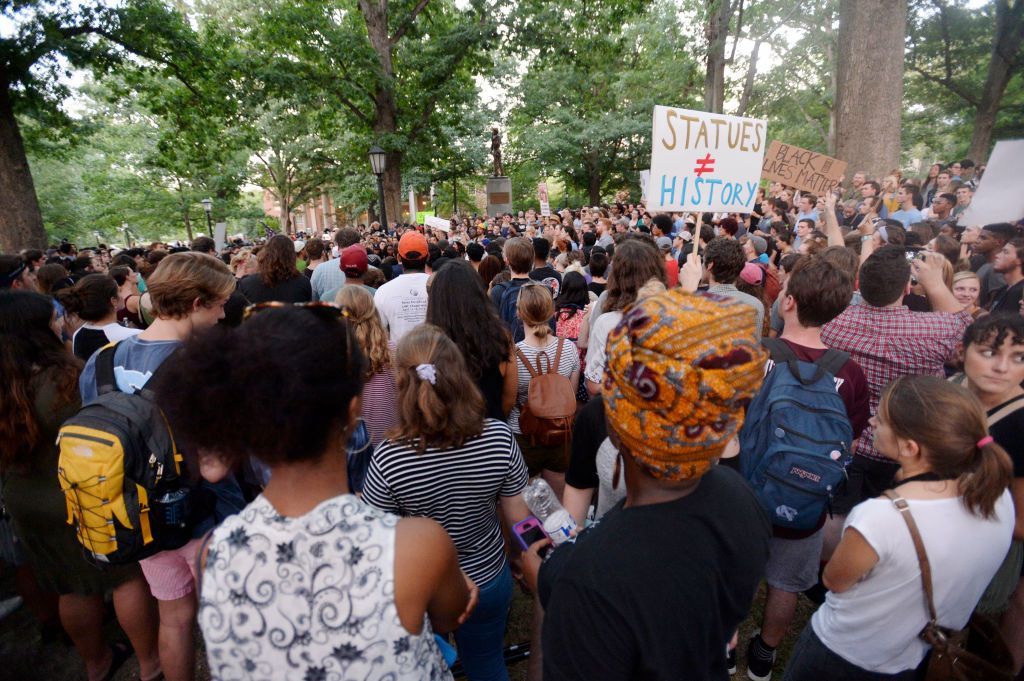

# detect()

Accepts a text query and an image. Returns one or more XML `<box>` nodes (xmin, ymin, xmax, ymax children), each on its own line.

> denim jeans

<box><xmin>453</xmin><ymin>562</ymin><xmax>513</xmax><ymax>681</ymax></box>
<box><xmin>784</xmin><ymin>625</ymin><xmax>924</xmax><ymax>681</ymax></box>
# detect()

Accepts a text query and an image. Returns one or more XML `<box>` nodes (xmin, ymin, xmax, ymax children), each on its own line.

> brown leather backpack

<box><xmin>516</xmin><ymin>338</ymin><xmax>577</xmax><ymax>449</ymax></box>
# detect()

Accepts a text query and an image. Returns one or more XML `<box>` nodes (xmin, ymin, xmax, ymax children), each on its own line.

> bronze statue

<box><xmin>491</xmin><ymin>127</ymin><xmax>504</xmax><ymax>177</ymax></box>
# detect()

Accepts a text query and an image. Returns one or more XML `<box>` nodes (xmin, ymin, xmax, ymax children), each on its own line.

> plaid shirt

<box><xmin>821</xmin><ymin>303</ymin><xmax>971</xmax><ymax>460</ymax></box>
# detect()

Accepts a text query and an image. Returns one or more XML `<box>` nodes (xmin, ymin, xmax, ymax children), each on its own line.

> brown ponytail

<box><xmin>56</xmin><ymin>273</ymin><xmax>118</xmax><ymax>322</ymax></box>
<box><xmin>879</xmin><ymin>375</ymin><xmax>1011</xmax><ymax>518</ymax></box>
<box><xmin>516</xmin><ymin>283</ymin><xmax>554</xmax><ymax>340</ymax></box>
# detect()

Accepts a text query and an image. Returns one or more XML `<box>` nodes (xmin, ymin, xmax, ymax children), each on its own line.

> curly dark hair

<box><xmin>0</xmin><ymin>291</ymin><xmax>82</xmax><ymax>473</ymax></box>
<box><xmin>153</xmin><ymin>307</ymin><xmax>365</xmax><ymax>468</ymax></box>
<box><xmin>426</xmin><ymin>260</ymin><xmax>511</xmax><ymax>380</ymax></box>
<box><xmin>257</xmin><ymin>234</ymin><xmax>300</xmax><ymax>287</ymax></box>
<box><xmin>704</xmin><ymin>237</ymin><xmax>745</xmax><ymax>285</ymax></box>
<box><xmin>963</xmin><ymin>314</ymin><xmax>1024</xmax><ymax>352</ymax></box>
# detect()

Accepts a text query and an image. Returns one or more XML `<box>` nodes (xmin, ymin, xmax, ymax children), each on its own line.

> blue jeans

<box><xmin>453</xmin><ymin>562</ymin><xmax>513</xmax><ymax>681</ymax></box>
<box><xmin>784</xmin><ymin>625</ymin><xmax>924</xmax><ymax>681</ymax></box>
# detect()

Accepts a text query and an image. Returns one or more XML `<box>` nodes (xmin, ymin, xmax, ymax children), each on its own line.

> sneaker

<box><xmin>726</xmin><ymin>646</ymin><xmax>737</xmax><ymax>675</ymax></box>
<box><xmin>746</xmin><ymin>633</ymin><xmax>776</xmax><ymax>681</ymax></box>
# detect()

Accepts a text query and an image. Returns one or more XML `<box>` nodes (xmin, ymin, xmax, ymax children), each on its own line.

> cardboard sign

<box><xmin>761</xmin><ymin>141</ymin><xmax>847</xmax><ymax>195</ymax></box>
<box><xmin>538</xmin><ymin>182</ymin><xmax>551</xmax><ymax>216</ymax></box>
<box><xmin>960</xmin><ymin>140</ymin><xmax>1024</xmax><ymax>227</ymax></box>
<box><xmin>648</xmin><ymin>105</ymin><xmax>767</xmax><ymax>213</ymax></box>
<box><xmin>424</xmin><ymin>215</ymin><xmax>450</xmax><ymax>233</ymax></box>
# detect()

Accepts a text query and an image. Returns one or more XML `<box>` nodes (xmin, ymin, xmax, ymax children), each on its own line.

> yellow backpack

<box><xmin>57</xmin><ymin>343</ymin><xmax>191</xmax><ymax>564</ymax></box>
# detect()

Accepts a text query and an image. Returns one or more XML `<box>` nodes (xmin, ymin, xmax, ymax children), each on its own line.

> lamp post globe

<box><xmin>201</xmin><ymin>198</ymin><xmax>213</xmax><ymax>238</ymax></box>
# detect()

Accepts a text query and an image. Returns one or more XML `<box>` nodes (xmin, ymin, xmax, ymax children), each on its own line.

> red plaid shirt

<box><xmin>821</xmin><ymin>303</ymin><xmax>972</xmax><ymax>460</ymax></box>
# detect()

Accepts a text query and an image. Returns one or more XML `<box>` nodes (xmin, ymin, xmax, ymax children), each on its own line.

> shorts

<box><xmin>831</xmin><ymin>455</ymin><xmax>900</xmax><ymax>516</ymax></box>
<box><xmin>515</xmin><ymin>434</ymin><xmax>569</xmax><ymax>476</ymax></box>
<box><xmin>766</xmin><ymin>528</ymin><xmax>824</xmax><ymax>593</ymax></box>
<box><xmin>139</xmin><ymin>536</ymin><xmax>204</xmax><ymax>601</ymax></box>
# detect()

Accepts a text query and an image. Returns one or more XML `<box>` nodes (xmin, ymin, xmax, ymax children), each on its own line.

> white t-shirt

<box><xmin>812</xmin><ymin>491</ymin><xmax>1014</xmax><ymax>673</ymax></box>
<box><xmin>373</xmin><ymin>272</ymin><xmax>429</xmax><ymax>343</ymax></box>
<box><xmin>583</xmin><ymin>311</ymin><xmax>623</xmax><ymax>386</ymax></box>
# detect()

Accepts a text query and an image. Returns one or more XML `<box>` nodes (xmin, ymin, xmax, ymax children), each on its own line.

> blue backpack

<box><xmin>739</xmin><ymin>339</ymin><xmax>853</xmax><ymax>531</ymax></box>
<box><xmin>496</xmin><ymin>280</ymin><xmax>527</xmax><ymax>343</ymax></box>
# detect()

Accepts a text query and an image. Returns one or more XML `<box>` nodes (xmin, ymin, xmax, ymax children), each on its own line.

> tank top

<box><xmin>199</xmin><ymin>494</ymin><xmax>452</xmax><ymax>681</ymax></box>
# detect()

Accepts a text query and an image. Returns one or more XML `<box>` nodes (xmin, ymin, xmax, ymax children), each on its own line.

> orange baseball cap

<box><xmin>398</xmin><ymin>230</ymin><xmax>428</xmax><ymax>260</ymax></box>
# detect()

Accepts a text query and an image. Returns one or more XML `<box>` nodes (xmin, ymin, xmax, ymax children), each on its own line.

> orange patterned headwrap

<box><xmin>602</xmin><ymin>289</ymin><xmax>766</xmax><ymax>480</ymax></box>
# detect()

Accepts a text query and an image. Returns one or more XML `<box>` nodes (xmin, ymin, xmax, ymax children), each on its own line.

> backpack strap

<box><xmin>516</xmin><ymin>347</ymin><xmax>539</xmax><ymax>379</ymax></box>
<box><xmin>553</xmin><ymin>337</ymin><xmax>565</xmax><ymax>372</ymax></box>
<box><xmin>762</xmin><ymin>338</ymin><xmax>848</xmax><ymax>386</ymax></box>
<box><xmin>94</xmin><ymin>343</ymin><xmax>120</xmax><ymax>395</ymax></box>
<box><xmin>137</xmin><ymin>348</ymin><xmax>183</xmax><ymax>400</ymax></box>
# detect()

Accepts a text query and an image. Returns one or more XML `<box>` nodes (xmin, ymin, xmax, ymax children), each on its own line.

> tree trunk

<box><xmin>0</xmin><ymin>82</ymin><xmax>48</xmax><ymax>252</ymax></box>
<box><xmin>182</xmin><ymin>209</ymin><xmax>194</xmax><ymax>242</ymax></box>
<box><xmin>703</xmin><ymin>0</ymin><xmax>732</xmax><ymax>113</ymax></box>
<box><xmin>967</xmin><ymin>0</ymin><xmax>1024</xmax><ymax>163</ymax></box>
<box><xmin>279</xmin><ymin>195</ymin><xmax>290</xmax><ymax>232</ymax></box>
<box><xmin>383</xmin><ymin>152</ymin><xmax>403</xmax><ymax>227</ymax></box>
<box><xmin>735</xmin><ymin>39</ymin><xmax>761</xmax><ymax>117</ymax></box>
<box><xmin>834</xmin><ymin>0</ymin><xmax>906</xmax><ymax>180</ymax></box>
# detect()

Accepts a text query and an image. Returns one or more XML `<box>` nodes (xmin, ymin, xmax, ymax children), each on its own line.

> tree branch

<box><xmin>907</xmin><ymin>63</ymin><xmax>979</xmax><ymax>107</ymax></box>
<box><xmin>391</xmin><ymin>0</ymin><xmax>432</xmax><ymax>45</ymax></box>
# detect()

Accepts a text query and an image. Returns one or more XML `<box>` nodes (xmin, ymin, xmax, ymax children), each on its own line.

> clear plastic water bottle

<box><xmin>523</xmin><ymin>478</ymin><xmax>577</xmax><ymax>545</ymax></box>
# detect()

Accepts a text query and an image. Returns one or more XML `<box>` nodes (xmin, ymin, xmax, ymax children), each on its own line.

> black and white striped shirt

<box><xmin>362</xmin><ymin>418</ymin><xmax>529</xmax><ymax>584</ymax></box>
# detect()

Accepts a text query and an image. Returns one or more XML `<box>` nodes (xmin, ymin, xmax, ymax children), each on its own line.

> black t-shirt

<box><xmin>220</xmin><ymin>285</ymin><xmax>249</xmax><ymax>328</ymax></box>
<box><xmin>477</xmin><ymin>361</ymin><xmax>507</xmax><ymax>421</ymax></box>
<box><xmin>237</xmin><ymin>273</ymin><xmax>312</xmax><ymax>304</ymax></box>
<box><xmin>538</xmin><ymin>466</ymin><xmax>770</xmax><ymax>681</ymax></box>
<box><xmin>587</xmin><ymin>281</ymin><xmax>606</xmax><ymax>297</ymax></box>
<box><xmin>565</xmin><ymin>396</ymin><xmax>607</xmax><ymax>490</ymax></box>
<box><xmin>990</xmin><ymin>396</ymin><xmax>1024</xmax><ymax>477</ymax></box>
<box><xmin>73</xmin><ymin>327</ymin><xmax>115</xmax><ymax>362</ymax></box>
<box><xmin>530</xmin><ymin>266</ymin><xmax>563</xmax><ymax>296</ymax></box>
<box><xmin>988</xmin><ymin>280</ymin><xmax>1024</xmax><ymax>316</ymax></box>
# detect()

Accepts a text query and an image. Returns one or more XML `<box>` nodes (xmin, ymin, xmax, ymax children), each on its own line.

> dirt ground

<box><xmin>0</xmin><ymin>566</ymin><xmax>811</xmax><ymax>681</ymax></box>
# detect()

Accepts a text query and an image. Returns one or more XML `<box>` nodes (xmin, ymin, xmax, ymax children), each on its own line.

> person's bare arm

<box><xmin>858</xmin><ymin>219</ymin><xmax>876</xmax><ymax>266</ymax></box>
<box><xmin>822</xmin><ymin>527</ymin><xmax>879</xmax><ymax>593</ymax></box>
<box><xmin>394</xmin><ymin>516</ymin><xmax>475</xmax><ymax>635</ymax></box>
<box><xmin>823</xmin><ymin>191</ymin><xmax>845</xmax><ymax>247</ymax></box>
<box><xmin>913</xmin><ymin>252</ymin><xmax>961</xmax><ymax>313</ymax></box>
<box><xmin>562</xmin><ymin>485</ymin><xmax>594</xmax><ymax>528</ymax></box>
<box><xmin>500</xmin><ymin>349</ymin><xmax>518</xmax><ymax>418</ymax></box>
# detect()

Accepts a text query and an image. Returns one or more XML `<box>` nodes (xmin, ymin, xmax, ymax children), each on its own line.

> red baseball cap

<box><xmin>398</xmin><ymin>230</ymin><xmax>428</xmax><ymax>261</ymax></box>
<box><xmin>340</xmin><ymin>245</ymin><xmax>369</xmax><ymax>277</ymax></box>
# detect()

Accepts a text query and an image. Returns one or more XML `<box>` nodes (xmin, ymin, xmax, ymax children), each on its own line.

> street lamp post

<box><xmin>201</xmin><ymin>198</ymin><xmax>213</xmax><ymax>238</ymax></box>
<box><xmin>430</xmin><ymin>184</ymin><xmax>436</xmax><ymax>215</ymax></box>
<box><xmin>369</xmin><ymin>145</ymin><xmax>387</xmax><ymax>229</ymax></box>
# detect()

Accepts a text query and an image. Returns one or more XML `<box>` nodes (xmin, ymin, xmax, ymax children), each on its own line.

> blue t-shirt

<box><xmin>79</xmin><ymin>336</ymin><xmax>245</xmax><ymax>536</ymax></box>
<box><xmin>890</xmin><ymin>208</ymin><xmax>924</xmax><ymax>228</ymax></box>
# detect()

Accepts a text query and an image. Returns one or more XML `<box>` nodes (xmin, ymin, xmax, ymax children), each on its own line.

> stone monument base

<box><xmin>486</xmin><ymin>176</ymin><xmax>512</xmax><ymax>218</ymax></box>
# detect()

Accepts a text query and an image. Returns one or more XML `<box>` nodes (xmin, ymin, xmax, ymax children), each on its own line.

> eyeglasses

<box><xmin>242</xmin><ymin>301</ymin><xmax>347</xmax><ymax>322</ymax></box>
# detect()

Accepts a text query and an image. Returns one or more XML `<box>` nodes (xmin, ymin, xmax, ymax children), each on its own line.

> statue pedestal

<box><xmin>486</xmin><ymin>176</ymin><xmax>512</xmax><ymax>218</ymax></box>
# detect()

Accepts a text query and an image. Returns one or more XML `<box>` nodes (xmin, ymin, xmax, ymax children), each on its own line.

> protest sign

<box><xmin>214</xmin><ymin>222</ymin><xmax>227</xmax><ymax>251</ymax></box>
<box><xmin>960</xmin><ymin>140</ymin><xmax>1024</xmax><ymax>227</ymax></box>
<box><xmin>639</xmin><ymin>169</ymin><xmax>650</xmax><ymax>203</ymax></box>
<box><xmin>424</xmin><ymin>215</ymin><xmax>451</xmax><ymax>233</ymax></box>
<box><xmin>761</xmin><ymin>141</ymin><xmax>846</xmax><ymax>195</ymax></box>
<box><xmin>538</xmin><ymin>182</ymin><xmax>551</xmax><ymax>216</ymax></box>
<box><xmin>415</xmin><ymin>210</ymin><xmax>435</xmax><ymax>225</ymax></box>
<box><xmin>648</xmin><ymin>105</ymin><xmax>767</xmax><ymax>213</ymax></box>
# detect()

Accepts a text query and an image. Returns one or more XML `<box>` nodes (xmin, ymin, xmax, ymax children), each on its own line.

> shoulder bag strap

<box><xmin>515</xmin><ymin>347</ymin><xmax>539</xmax><ymax>379</ymax></box>
<box><xmin>988</xmin><ymin>396</ymin><xmax>1024</xmax><ymax>428</ymax></box>
<box><xmin>883</xmin><ymin>490</ymin><xmax>939</xmax><ymax>624</ymax></box>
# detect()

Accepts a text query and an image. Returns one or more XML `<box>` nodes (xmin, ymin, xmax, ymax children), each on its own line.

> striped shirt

<box><xmin>362</xmin><ymin>419</ymin><xmax>529</xmax><ymax>584</ymax></box>
<box><xmin>508</xmin><ymin>337</ymin><xmax>580</xmax><ymax>434</ymax></box>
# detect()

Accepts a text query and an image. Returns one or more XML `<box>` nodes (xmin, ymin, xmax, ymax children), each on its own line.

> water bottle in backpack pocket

<box><xmin>739</xmin><ymin>339</ymin><xmax>853</xmax><ymax>531</ymax></box>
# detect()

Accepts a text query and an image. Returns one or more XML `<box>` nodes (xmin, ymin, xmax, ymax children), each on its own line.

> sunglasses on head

<box><xmin>242</xmin><ymin>301</ymin><xmax>348</xmax><ymax>322</ymax></box>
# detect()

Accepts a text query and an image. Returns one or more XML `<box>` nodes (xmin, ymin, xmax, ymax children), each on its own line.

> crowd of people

<box><xmin>0</xmin><ymin>155</ymin><xmax>1023</xmax><ymax>681</ymax></box>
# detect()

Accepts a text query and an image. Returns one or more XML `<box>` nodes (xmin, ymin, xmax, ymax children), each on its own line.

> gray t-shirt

<box><xmin>80</xmin><ymin>336</ymin><xmax>180</xmax><ymax>403</ymax></box>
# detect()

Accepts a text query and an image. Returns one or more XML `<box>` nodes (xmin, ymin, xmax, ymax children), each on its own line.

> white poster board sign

<box><xmin>639</xmin><ymin>169</ymin><xmax>650</xmax><ymax>203</ymax></box>
<box><xmin>648</xmin><ymin>105</ymin><xmax>767</xmax><ymax>213</ymax></box>
<box><xmin>538</xmin><ymin>182</ymin><xmax>551</xmax><ymax>216</ymax></box>
<box><xmin>214</xmin><ymin>222</ymin><xmax>227</xmax><ymax>251</ymax></box>
<box><xmin>960</xmin><ymin>140</ymin><xmax>1024</xmax><ymax>227</ymax></box>
<box><xmin>424</xmin><ymin>215</ymin><xmax>451</xmax><ymax>233</ymax></box>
